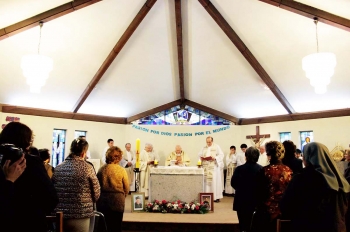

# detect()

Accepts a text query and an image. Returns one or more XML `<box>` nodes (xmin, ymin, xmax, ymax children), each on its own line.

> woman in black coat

<box><xmin>281</xmin><ymin>142</ymin><xmax>350</xmax><ymax>232</ymax></box>
<box><xmin>282</xmin><ymin>140</ymin><xmax>303</xmax><ymax>175</ymax></box>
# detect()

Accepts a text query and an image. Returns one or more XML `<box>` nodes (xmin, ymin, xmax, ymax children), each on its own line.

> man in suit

<box><xmin>231</xmin><ymin>146</ymin><xmax>262</xmax><ymax>232</ymax></box>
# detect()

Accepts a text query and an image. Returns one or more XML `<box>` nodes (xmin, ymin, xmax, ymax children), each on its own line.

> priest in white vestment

<box><xmin>236</xmin><ymin>144</ymin><xmax>247</xmax><ymax>167</ymax></box>
<box><xmin>165</xmin><ymin>145</ymin><xmax>190</xmax><ymax>167</ymax></box>
<box><xmin>225</xmin><ymin>145</ymin><xmax>237</xmax><ymax>194</ymax></box>
<box><xmin>123</xmin><ymin>143</ymin><xmax>136</xmax><ymax>191</ymax></box>
<box><xmin>198</xmin><ymin>136</ymin><xmax>224</xmax><ymax>202</ymax></box>
<box><xmin>257</xmin><ymin>145</ymin><xmax>269</xmax><ymax>166</ymax></box>
<box><xmin>140</xmin><ymin>143</ymin><xmax>159</xmax><ymax>197</ymax></box>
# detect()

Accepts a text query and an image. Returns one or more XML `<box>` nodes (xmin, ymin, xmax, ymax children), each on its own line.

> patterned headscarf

<box><xmin>265</xmin><ymin>141</ymin><xmax>285</xmax><ymax>161</ymax></box>
<box><xmin>304</xmin><ymin>142</ymin><xmax>350</xmax><ymax>193</ymax></box>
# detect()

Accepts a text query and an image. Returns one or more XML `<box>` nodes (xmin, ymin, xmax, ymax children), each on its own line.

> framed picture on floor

<box><xmin>131</xmin><ymin>192</ymin><xmax>145</xmax><ymax>212</ymax></box>
<box><xmin>199</xmin><ymin>192</ymin><xmax>214</xmax><ymax>212</ymax></box>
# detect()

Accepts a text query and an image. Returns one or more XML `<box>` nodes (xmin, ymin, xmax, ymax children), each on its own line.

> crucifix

<box><xmin>246</xmin><ymin>126</ymin><xmax>270</xmax><ymax>146</ymax></box>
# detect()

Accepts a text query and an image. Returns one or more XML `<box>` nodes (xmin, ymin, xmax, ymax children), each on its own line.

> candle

<box><xmin>197</xmin><ymin>159</ymin><xmax>201</xmax><ymax>165</ymax></box>
<box><xmin>136</xmin><ymin>138</ymin><xmax>140</xmax><ymax>169</ymax></box>
<box><xmin>154</xmin><ymin>159</ymin><xmax>158</xmax><ymax>165</ymax></box>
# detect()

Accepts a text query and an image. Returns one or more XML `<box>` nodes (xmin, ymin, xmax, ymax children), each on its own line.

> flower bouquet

<box><xmin>145</xmin><ymin>199</ymin><xmax>209</xmax><ymax>214</ymax></box>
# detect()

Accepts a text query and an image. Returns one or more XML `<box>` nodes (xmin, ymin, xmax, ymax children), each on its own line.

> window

<box><xmin>74</xmin><ymin>130</ymin><xmax>87</xmax><ymax>139</ymax></box>
<box><xmin>132</xmin><ymin>105</ymin><xmax>232</xmax><ymax>125</ymax></box>
<box><xmin>51</xmin><ymin>129</ymin><xmax>66</xmax><ymax>168</ymax></box>
<box><xmin>300</xmin><ymin>131</ymin><xmax>313</xmax><ymax>151</ymax></box>
<box><xmin>279</xmin><ymin>132</ymin><xmax>291</xmax><ymax>143</ymax></box>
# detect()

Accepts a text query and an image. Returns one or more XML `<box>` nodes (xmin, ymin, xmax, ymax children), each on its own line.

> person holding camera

<box><xmin>0</xmin><ymin>122</ymin><xmax>58</xmax><ymax>232</ymax></box>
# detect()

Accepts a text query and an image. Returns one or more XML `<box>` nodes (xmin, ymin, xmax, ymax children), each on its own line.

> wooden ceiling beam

<box><xmin>1</xmin><ymin>105</ymin><xmax>126</xmax><ymax>124</ymax></box>
<box><xmin>72</xmin><ymin>0</ymin><xmax>157</xmax><ymax>113</ymax></box>
<box><xmin>239</xmin><ymin>108</ymin><xmax>350</xmax><ymax>125</ymax></box>
<box><xmin>175</xmin><ymin>0</ymin><xmax>185</xmax><ymax>100</ymax></box>
<box><xmin>198</xmin><ymin>0</ymin><xmax>295</xmax><ymax>114</ymax></box>
<box><xmin>260</xmin><ymin>0</ymin><xmax>350</xmax><ymax>32</ymax></box>
<box><xmin>127</xmin><ymin>99</ymin><xmax>183</xmax><ymax>123</ymax></box>
<box><xmin>0</xmin><ymin>0</ymin><xmax>101</xmax><ymax>41</ymax></box>
<box><xmin>185</xmin><ymin>99</ymin><xmax>238</xmax><ymax>124</ymax></box>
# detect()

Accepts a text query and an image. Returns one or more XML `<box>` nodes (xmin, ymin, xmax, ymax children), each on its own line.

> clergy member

<box><xmin>101</xmin><ymin>138</ymin><xmax>114</xmax><ymax>165</ymax></box>
<box><xmin>225</xmin><ymin>145</ymin><xmax>237</xmax><ymax>195</ymax></box>
<box><xmin>165</xmin><ymin>145</ymin><xmax>190</xmax><ymax>167</ymax></box>
<box><xmin>140</xmin><ymin>143</ymin><xmax>159</xmax><ymax>197</ymax></box>
<box><xmin>236</xmin><ymin>144</ymin><xmax>247</xmax><ymax>167</ymax></box>
<box><xmin>198</xmin><ymin>136</ymin><xmax>224</xmax><ymax>202</ymax></box>
<box><xmin>123</xmin><ymin>143</ymin><xmax>136</xmax><ymax>191</ymax></box>
<box><xmin>257</xmin><ymin>145</ymin><xmax>269</xmax><ymax>166</ymax></box>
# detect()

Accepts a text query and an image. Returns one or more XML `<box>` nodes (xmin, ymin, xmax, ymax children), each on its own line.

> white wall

<box><xmin>1</xmin><ymin>112</ymin><xmax>350</xmax><ymax>167</ymax></box>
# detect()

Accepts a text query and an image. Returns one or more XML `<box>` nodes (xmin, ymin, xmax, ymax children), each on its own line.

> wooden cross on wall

<box><xmin>246</xmin><ymin>126</ymin><xmax>270</xmax><ymax>144</ymax></box>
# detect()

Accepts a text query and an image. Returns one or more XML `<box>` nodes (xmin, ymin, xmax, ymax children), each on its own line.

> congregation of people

<box><xmin>1</xmin><ymin>121</ymin><xmax>350</xmax><ymax>232</ymax></box>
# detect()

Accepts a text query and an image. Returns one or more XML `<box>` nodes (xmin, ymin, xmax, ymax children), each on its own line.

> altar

<box><xmin>149</xmin><ymin>166</ymin><xmax>204</xmax><ymax>202</ymax></box>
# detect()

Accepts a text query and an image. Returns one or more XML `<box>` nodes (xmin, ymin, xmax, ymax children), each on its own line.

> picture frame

<box><xmin>131</xmin><ymin>192</ymin><xmax>145</xmax><ymax>212</ymax></box>
<box><xmin>199</xmin><ymin>192</ymin><xmax>214</xmax><ymax>212</ymax></box>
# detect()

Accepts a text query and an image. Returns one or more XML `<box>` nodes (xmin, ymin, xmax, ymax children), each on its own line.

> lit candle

<box><xmin>136</xmin><ymin>138</ymin><xmax>140</xmax><ymax>169</ymax></box>
<box><xmin>154</xmin><ymin>159</ymin><xmax>158</xmax><ymax>165</ymax></box>
<box><xmin>197</xmin><ymin>159</ymin><xmax>201</xmax><ymax>165</ymax></box>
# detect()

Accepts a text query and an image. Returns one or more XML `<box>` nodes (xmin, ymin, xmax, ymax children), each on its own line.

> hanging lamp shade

<box><xmin>302</xmin><ymin>52</ymin><xmax>336</xmax><ymax>94</ymax></box>
<box><xmin>21</xmin><ymin>54</ymin><xmax>53</xmax><ymax>93</ymax></box>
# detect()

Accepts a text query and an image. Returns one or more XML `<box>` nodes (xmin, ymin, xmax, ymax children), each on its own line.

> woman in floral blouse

<box><xmin>252</xmin><ymin>141</ymin><xmax>293</xmax><ymax>232</ymax></box>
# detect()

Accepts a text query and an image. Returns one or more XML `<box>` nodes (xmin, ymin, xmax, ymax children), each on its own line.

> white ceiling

<box><xmin>0</xmin><ymin>0</ymin><xmax>349</xmax><ymax>120</ymax></box>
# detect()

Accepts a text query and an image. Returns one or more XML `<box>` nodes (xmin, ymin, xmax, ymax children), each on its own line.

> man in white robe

<box><xmin>257</xmin><ymin>145</ymin><xmax>269</xmax><ymax>166</ymax></box>
<box><xmin>101</xmin><ymin>138</ymin><xmax>114</xmax><ymax>165</ymax></box>
<box><xmin>140</xmin><ymin>143</ymin><xmax>159</xmax><ymax>197</ymax></box>
<box><xmin>225</xmin><ymin>145</ymin><xmax>237</xmax><ymax>195</ymax></box>
<box><xmin>123</xmin><ymin>143</ymin><xmax>136</xmax><ymax>192</ymax></box>
<box><xmin>198</xmin><ymin>136</ymin><xmax>224</xmax><ymax>202</ymax></box>
<box><xmin>165</xmin><ymin>145</ymin><xmax>190</xmax><ymax>166</ymax></box>
<box><xmin>236</xmin><ymin>144</ymin><xmax>247</xmax><ymax>167</ymax></box>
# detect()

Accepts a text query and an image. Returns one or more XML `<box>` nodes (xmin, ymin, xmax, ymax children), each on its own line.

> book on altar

<box><xmin>201</xmin><ymin>156</ymin><xmax>213</xmax><ymax>161</ymax></box>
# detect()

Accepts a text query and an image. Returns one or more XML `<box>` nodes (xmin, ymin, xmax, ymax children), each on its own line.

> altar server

<box><xmin>140</xmin><ymin>143</ymin><xmax>159</xmax><ymax>197</ymax></box>
<box><xmin>198</xmin><ymin>136</ymin><xmax>224</xmax><ymax>202</ymax></box>
<box><xmin>236</xmin><ymin>144</ymin><xmax>247</xmax><ymax>166</ymax></box>
<box><xmin>165</xmin><ymin>145</ymin><xmax>190</xmax><ymax>166</ymax></box>
<box><xmin>225</xmin><ymin>145</ymin><xmax>237</xmax><ymax>195</ymax></box>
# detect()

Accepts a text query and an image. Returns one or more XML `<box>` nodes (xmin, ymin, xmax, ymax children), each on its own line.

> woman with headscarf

<box><xmin>281</xmin><ymin>142</ymin><xmax>350</xmax><ymax>232</ymax></box>
<box><xmin>282</xmin><ymin>140</ymin><xmax>303</xmax><ymax>176</ymax></box>
<box><xmin>97</xmin><ymin>146</ymin><xmax>129</xmax><ymax>232</ymax></box>
<box><xmin>252</xmin><ymin>141</ymin><xmax>293</xmax><ymax>232</ymax></box>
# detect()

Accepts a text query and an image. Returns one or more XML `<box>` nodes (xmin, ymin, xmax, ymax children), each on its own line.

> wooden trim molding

<box><xmin>260</xmin><ymin>0</ymin><xmax>350</xmax><ymax>32</ymax></box>
<box><xmin>72</xmin><ymin>0</ymin><xmax>157</xmax><ymax>113</ymax></box>
<box><xmin>198</xmin><ymin>0</ymin><xmax>295</xmax><ymax>114</ymax></box>
<box><xmin>0</xmin><ymin>0</ymin><xmax>101</xmax><ymax>41</ymax></box>
<box><xmin>175</xmin><ymin>0</ymin><xmax>185</xmax><ymax>100</ymax></box>
<box><xmin>239</xmin><ymin>108</ymin><xmax>350</xmax><ymax>125</ymax></box>
<box><xmin>127</xmin><ymin>99</ymin><xmax>183</xmax><ymax>123</ymax></box>
<box><xmin>1</xmin><ymin>105</ymin><xmax>126</xmax><ymax>124</ymax></box>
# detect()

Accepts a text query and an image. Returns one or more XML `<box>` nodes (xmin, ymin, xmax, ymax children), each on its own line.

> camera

<box><xmin>0</xmin><ymin>144</ymin><xmax>23</xmax><ymax>166</ymax></box>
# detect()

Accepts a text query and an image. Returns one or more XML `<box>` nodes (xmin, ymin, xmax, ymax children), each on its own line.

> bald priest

<box><xmin>165</xmin><ymin>145</ymin><xmax>191</xmax><ymax>167</ymax></box>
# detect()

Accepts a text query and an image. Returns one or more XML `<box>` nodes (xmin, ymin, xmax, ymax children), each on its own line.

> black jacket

<box><xmin>283</xmin><ymin>157</ymin><xmax>303</xmax><ymax>176</ymax></box>
<box><xmin>231</xmin><ymin>162</ymin><xmax>262</xmax><ymax>212</ymax></box>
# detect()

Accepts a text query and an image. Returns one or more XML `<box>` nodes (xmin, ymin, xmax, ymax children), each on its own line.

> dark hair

<box><xmin>70</xmin><ymin>138</ymin><xmax>89</xmax><ymax>156</ymax></box>
<box><xmin>39</xmin><ymin>148</ymin><xmax>50</xmax><ymax>161</ymax></box>
<box><xmin>0</xmin><ymin>122</ymin><xmax>32</xmax><ymax>151</ymax></box>
<box><xmin>245</xmin><ymin>147</ymin><xmax>260</xmax><ymax>163</ymax></box>
<box><xmin>29</xmin><ymin>146</ymin><xmax>40</xmax><ymax>156</ymax></box>
<box><xmin>107</xmin><ymin>139</ymin><xmax>113</xmax><ymax>143</ymax></box>
<box><xmin>230</xmin><ymin>145</ymin><xmax>236</xmax><ymax>150</ymax></box>
<box><xmin>295</xmin><ymin>149</ymin><xmax>302</xmax><ymax>154</ymax></box>
<box><xmin>265</xmin><ymin>141</ymin><xmax>285</xmax><ymax>164</ymax></box>
<box><xmin>106</xmin><ymin>146</ymin><xmax>123</xmax><ymax>164</ymax></box>
<box><xmin>240</xmin><ymin>144</ymin><xmax>247</xmax><ymax>149</ymax></box>
<box><xmin>282</xmin><ymin>140</ymin><xmax>296</xmax><ymax>162</ymax></box>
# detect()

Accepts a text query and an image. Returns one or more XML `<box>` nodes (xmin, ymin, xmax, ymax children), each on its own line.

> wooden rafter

<box><xmin>239</xmin><ymin>108</ymin><xmax>350</xmax><ymax>125</ymax></box>
<box><xmin>185</xmin><ymin>99</ymin><xmax>238</xmax><ymax>124</ymax></box>
<box><xmin>72</xmin><ymin>0</ymin><xmax>157</xmax><ymax>113</ymax></box>
<box><xmin>175</xmin><ymin>0</ymin><xmax>185</xmax><ymax>100</ymax></box>
<box><xmin>198</xmin><ymin>0</ymin><xmax>295</xmax><ymax>114</ymax></box>
<box><xmin>127</xmin><ymin>99</ymin><xmax>183</xmax><ymax>123</ymax></box>
<box><xmin>0</xmin><ymin>0</ymin><xmax>101</xmax><ymax>41</ymax></box>
<box><xmin>1</xmin><ymin>105</ymin><xmax>126</xmax><ymax>124</ymax></box>
<box><xmin>260</xmin><ymin>0</ymin><xmax>350</xmax><ymax>33</ymax></box>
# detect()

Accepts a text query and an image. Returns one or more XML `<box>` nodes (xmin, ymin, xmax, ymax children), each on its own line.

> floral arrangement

<box><xmin>145</xmin><ymin>199</ymin><xmax>209</xmax><ymax>214</ymax></box>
